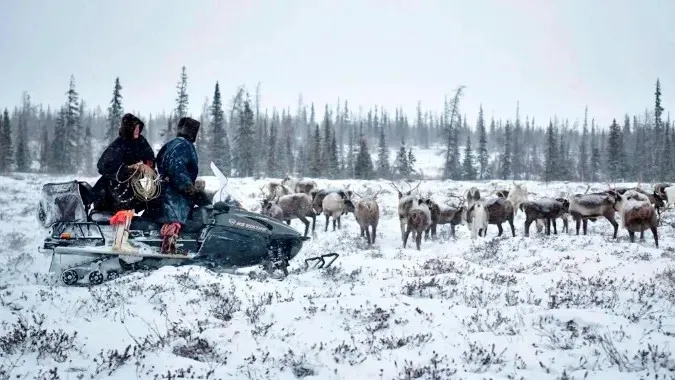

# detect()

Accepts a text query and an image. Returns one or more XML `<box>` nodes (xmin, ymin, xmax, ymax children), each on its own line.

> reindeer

<box><xmin>466</xmin><ymin>201</ymin><xmax>489</xmax><ymax>238</ymax></box>
<box><xmin>614</xmin><ymin>190</ymin><xmax>659</xmax><ymax>247</ymax></box>
<box><xmin>403</xmin><ymin>199</ymin><xmax>432</xmax><ymax>250</ymax></box>
<box><xmin>321</xmin><ymin>192</ymin><xmax>355</xmax><ymax>232</ymax></box>
<box><xmin>310</xmin><ymin>188</ymin><xmax>353</xmax><ymax>214</ymax></box>
<box><xmin>506</xmin><ymin>181</ymin><xmax>528</xmax><ymax>217</ymax></box>
<box><xmin>482</xmin><ymin>197</ymin><xmax>516</xmax><ymax>237</ymax></box>
<box><xmin>261</xmin><ymin>182</ymin><xmax>292</xmax><ymax>201</ymax></box>
<box><xmin>567</xmin><ymin>190</ymin><xmax>620</xmax><ymax>238</ymax></box>
<box><xmin>520</xmin><ymin>198</ymin><xmax>569</xmax><ymax>236</ymax></box>
<box><xmin>465</xmin><ymin>187</ymin><xmax>481</xmax><ymax>207</ymax></box>
<box><xmin>654</xmin><ymin>183</ymin><xmax>672</xmax><ymax>202</ymax></box>
<box><xmin>425</xmin><ymin>195</ymin><xmax>465</xmax><ymax>240</ymax></box>
<box><xmin>353</xmin><ymin>186</ymin><xmax>383</xmax><ymax>245</ymax></box>
<box><xmin>390</xmin><ymin>180</ymin><xmax>422</xmax><ymax>244</ymax></box>
<box><xmin>610</xmin><ymin>185</ymin><xmax>666</xmax><ymax>215</ymax></box>
<box><xmin>281</xmin><ymin>175</ymin><xmax>318</xmax><ymax>195</ymax></box>
<box><xmin>260</xmin><ymin>198</ymin><xmax>284</xmax><ymax>221</ymax></box>
<box><xmin>273</xmin><ymin>193</ymin><xmax>317</xmax><ymax>237</ymax></box>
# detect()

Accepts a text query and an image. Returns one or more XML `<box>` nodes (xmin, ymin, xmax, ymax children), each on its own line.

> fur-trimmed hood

<box><xmin>119</xmin><ymin>113</ymin><xmax>145</xmax><ymax>140</ymax></box>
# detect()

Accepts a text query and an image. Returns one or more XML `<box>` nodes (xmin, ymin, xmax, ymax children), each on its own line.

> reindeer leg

<box><xmin>552</xmin><ymin>219</ymin><xmax>558</xmax><ymax>234</ymax></box>
<box><xmin>651</xmin><ymin>226</ymin><xmax>658</xmax><ymax>247</ymax></box>
<box><xmin>364</xmin><ymin>226</ymin><xmax>372</xmax><ymax>245</ymax></box>
<box><xmin>629</xmin><ymin>230</ymin><xmax>635</xmax><ymax>243</ymax></box>
<box><xmin>403</xmin><ymin>228</ymin><xmax>411</xmax><ymax>248</ymax></box>
<box><xmin>524</xmin><ymin>219</ymin><xmax>531</xmax><ymax>237</ymax></box>
<box><xmin>497</xmin><ymin>223</ymin><xmax>503</xmax><ymax>236</ymax></box>
<box><xmin>575</xmin><ymin>218</ymin><xmax>581</xmax><ymax>235</ymax></box>
<box><xmin>582</xmin><ymin>219</ymin><xmax>588</xmax><ymax>235</ymax></box>
<box><xmin>299</xmin><ymin>216</ymin><xmax>310</xmax><ymax>237</ymax></box>
<box><xmin>324</xmin><ymin>215</ymin><xmax>329</xmax><ymax>232</ymax></box>
<box><xmin>332</xmin><ymin>218</ymin><xmax>337</xmax><ymax>231</ymax></box>
<box><xmin>360</xmin><ymin>226</ymin><xmax>365</xmax><ymax>237</ymax></box>
<box><xmin>608</xmin><ymin>217</ymin><xmax>618</xmax><ymax>239</ymax></box>
<box><xmin>415</xmin><ymin>231</ymin><xmax>422</xmax><ymax>250</ymax></box>
<box><xmin>508</xmin><ymin>219</ymin><xmax>515</xmax><ymax>237</ymax></box>
<box><xmin>399</xmin><ymin>217</ymin><xmax>406</xmax><ymax>244</ymax></box>
<box><xmin>311</xmin><ymin>214</ymin><xmax>316</xmax><ymax>233</ymax></box>
<box><xmin>563</xmin><ymin>218</ymin><xmax>568</xmax><ymax>233</ymax></box>
<box><xmin>424</xmin><ymin>227</ymin><xmax>430</xmax><ymax>241</ymax></box>
<box><xmin>450</xmin><ymin>224</ymin><xmax>456</xmax><ymax>238</ymax></box>
<box><xmin>639</xmin><ymin>230</ymin><xmax>645</xmax><ymax>240</ymax></box>
<box><xmin>372</xmin><ymin>224</ymin><xmax>377</xmax><ymax>244</ymax></box>
<box><xmin>545</xmin><ymin>218</ymin><xmax>551</xmax><ymax>235</ymax></box>
<box><xmin>337</xmin><ymin>216</ymin><xmax>342</xmax><ymax>230</ymax></box>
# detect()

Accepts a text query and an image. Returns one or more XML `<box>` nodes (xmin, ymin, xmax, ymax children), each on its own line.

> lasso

<box><xmin>115</xmin><ymin>164</ymin><xmax>162</xmax><ymax>202</ymax></box>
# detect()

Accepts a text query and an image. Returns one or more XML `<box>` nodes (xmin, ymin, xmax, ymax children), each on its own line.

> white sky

<box><xmin>2</xmin><ymin>0</ymin><xmax>674</xmax><ymax>129</ymax></box>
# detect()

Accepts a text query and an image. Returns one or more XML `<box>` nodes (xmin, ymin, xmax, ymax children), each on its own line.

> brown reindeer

<box><xmin>390</xmin><ymin>180</ymin><xmax>422</xmax><ymax>245</ymax></box>
<box><xmin>353</xmin><ymin>185</ymin><xmax>383</xmax><ymax>245</ymax></box>
<box><xmin>404</xmin><ymin>199</ymin><xmax>432</xmax><ymax>250</ymax></box>
<box><xmin>520</xmin><ymin>198</ymin><xmax>569</xmax><ymax>236</ymax></box>
<box><xmin>425</xmin><ymin>195</ymin><xmax>465</xmax><ymax>239</ymax></box>
<box><xmin>615</xmin><ymin>190</ymin><xmax>659</xmax><ymax>247</ymax></box>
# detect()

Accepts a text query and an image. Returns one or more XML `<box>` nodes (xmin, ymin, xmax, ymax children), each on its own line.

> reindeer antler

<box><xmin>410</xmin><ymin>180</ymin><xmax>422</xmax><ymax>193</ymax></box>
<box><xmin>448</xmin><ymin>194</ymin><xmax>466</xmax><ymax>208</ymax></box>
<box><xmin>259</xmin><ymin>185</ymin><xmax>268</xmax><ymax>198</ymax></box>
<box><xmin>389</xmin><ymin>181</ymin><xmax>402</xmax><ymax>194</ymax></box>
<box><xmin>372</xmin><ymin>184</ymin><xmax>384</xmax><ymax>199</ymax></box>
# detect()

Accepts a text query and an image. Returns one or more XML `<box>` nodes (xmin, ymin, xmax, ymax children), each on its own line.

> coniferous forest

<box><xmin>0</xmin><ymin>66</ymin><xmax>670</xmax><ymax>183</ymax></box>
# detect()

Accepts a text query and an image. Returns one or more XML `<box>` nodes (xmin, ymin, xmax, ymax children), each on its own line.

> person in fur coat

<box><xmin>149</xmin><ymin>116</ymin><xmax>205</xmax><ymax>254</ymax></box>
<box><xmin>92</xmin><ymin>113</ymin><xmax>155</xmax><ymax>213</ymax></box>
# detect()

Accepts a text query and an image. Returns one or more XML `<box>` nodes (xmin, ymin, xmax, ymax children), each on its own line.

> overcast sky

<box><xmin>2</xmin><ymin>0</ymin><xmax>673</xmax><ymax>129</ymax></box>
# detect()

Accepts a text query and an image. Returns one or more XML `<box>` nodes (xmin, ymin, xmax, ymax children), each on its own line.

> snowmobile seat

<box><xmin>38</xmin><ymin>180</ymin><xmax>89</xmax><ymax>228</ymax></box>
<box><xmin>89</xmin><ymin>210</ymin><xmax>160</xmax><ymax>231</ymax></box>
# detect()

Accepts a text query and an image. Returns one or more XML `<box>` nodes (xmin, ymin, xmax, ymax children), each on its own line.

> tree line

<box><xmin>0</xmin><ymin>66</ymin><xmax>669</xmax><ymax>183</ymax></box>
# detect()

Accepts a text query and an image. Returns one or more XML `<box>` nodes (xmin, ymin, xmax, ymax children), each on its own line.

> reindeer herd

<box><xmin>255</xmin><ymin>175</ymin><xmax>675</xmax><ymax>250</ymax></box>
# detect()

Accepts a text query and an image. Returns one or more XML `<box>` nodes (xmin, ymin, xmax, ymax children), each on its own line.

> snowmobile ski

<box><xmin>53</xmin><ymin>245</ymin><xmax>195</xmax><ymax>260</ymax></box>
<box><xmin>304</xmin><ymin>252</ymin><xmax>339</xmax><ymax>269</ymax></box>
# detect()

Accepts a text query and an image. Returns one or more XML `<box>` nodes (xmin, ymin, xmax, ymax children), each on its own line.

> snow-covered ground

<box><xmin>1</xmin><ymin>171</ymin><xmax>675</xmax><ymax>380</ymax></box>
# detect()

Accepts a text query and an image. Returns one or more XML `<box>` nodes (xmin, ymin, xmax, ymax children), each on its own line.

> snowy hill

<box><xmin>1</xmin><ymin>173</ymin><xmax>674</xmax><ymax>379</ymax></box>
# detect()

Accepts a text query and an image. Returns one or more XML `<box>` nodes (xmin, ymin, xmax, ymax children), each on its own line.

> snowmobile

<box><xmin>38</xmin><ymin>163</ymin><xmax>339</xmax><ymax>286</ymax></box>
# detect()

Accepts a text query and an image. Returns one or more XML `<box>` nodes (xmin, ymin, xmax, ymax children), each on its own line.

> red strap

<box><xmin>160</xmin><ymin>222</ymin><xmax>182</xmax><ymax>237</ymax></box>
<box><xmin>110</xmin><ymin>210</ymin><xmax>134</xmax><ymax>226</ymax></box>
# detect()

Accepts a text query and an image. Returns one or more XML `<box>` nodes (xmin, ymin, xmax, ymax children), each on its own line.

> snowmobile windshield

<box><xmin>213</xmin><ymin>187</ymin><xmax>244</xmax><ymax>209</ymax></box>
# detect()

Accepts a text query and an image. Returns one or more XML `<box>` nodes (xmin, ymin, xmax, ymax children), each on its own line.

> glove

<box><xmin>185</xmin><ymin>184</ymin><xmax>199</xmax><ymax>196</ymax></box>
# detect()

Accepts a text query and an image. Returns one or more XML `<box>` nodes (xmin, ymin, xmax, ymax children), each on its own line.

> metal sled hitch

<box><xmin>304</xmin><ymin>252</ymin><xmax>339</xmax><ymax>269</ymax></box>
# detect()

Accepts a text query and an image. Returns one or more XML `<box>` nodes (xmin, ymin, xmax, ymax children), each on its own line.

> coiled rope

<box><xmin>115</xmin><ymin>164</ymin><xmax>162</xmax><ymax>202</ymax></box>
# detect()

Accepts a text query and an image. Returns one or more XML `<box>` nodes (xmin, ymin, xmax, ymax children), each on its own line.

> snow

<box><xmin>1</xmin><ymin>171</ymin><xmax>675</xmax><ymax>379</ymax></box>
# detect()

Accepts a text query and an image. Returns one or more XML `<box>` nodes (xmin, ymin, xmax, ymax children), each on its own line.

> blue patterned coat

<box><xmin>153</xmin><ymin>136</ymin><xmax>199</xmax><ymax>224</ymax></box>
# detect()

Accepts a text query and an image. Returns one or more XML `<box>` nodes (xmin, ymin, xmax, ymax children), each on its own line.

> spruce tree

<box><xmin>83</xmin><ymin>116</ymin><xmax>94</xmax><ymax>175</ymax></box>
<box><xmin>233</xmin><ymin>98</ymin><xmax>256</xmax><ymax>177</ymax></box>
<box><xmin>64</xmin><ymin>76</ymin><xmax>80</xmax><ymax>172</ymax></box>
<box><xmin>354</xmin><ymin>134</ymin><xmax>374</xmax><ymax>179</ymax></box>
<box><xmin>394</xmin><ymin>139</ymin><xmax>410</xmax><ymax>179</ymax></box>
<box><xmin>544</xmin><ymin>121</ymin><xmax>558</xmax><ymax>182</ymax></box>
<box><xmin>477</xmin><ymin>104</ymin><xmax>488</xmax><ymax>179</ymax></box>
<box><xmin>606</xmin><ymin>119</ymin><xmax>622</xmax><ymax>180</ymax></box>
<box><xmin>266</xmin><ymin>116</ymin><xmax>278</xmax><ymax>175</ymax></box>
<box><xmin>15</xmin><ymin>94</ymin><xmax>31</xmax><ymax>172</ymax></box>
<box><xmin>39</xmin><ymin>128</ymin><xmax>50</xmax><ymax>173</ymax></box>
<box><xmin>501</xmin><ymin>121</ymin><xmax>512</xmax><ymax>179</ymax></box>
<box><xmin>328</xmin><ymin>130</ymin><xmax>339</xmax><ymax>178</ymax></box>
<box><xmin>462</xmin><ymin>134</ymin><xmax>477</xmax><ymax>180</ymax></box>
<box><xmin>309</xmin><ymin>124</ymin><xmax>322</xmax><ymax>177</ymax></box>
<box><xmin>407</xmin><ymin>148</ymin><xmax>416</xmax><ymax>175</ymax></box>
<box><xmin>106</xmin><ymin>77</ymin><xmax>123</xmax><ymax>142</ymax></box>
<box><xmin>175</xmin><ymin>66</ymin><xmax>189</xmax><ymax>119</ymax></box>
<box><xmin>0</xmin><ymin>109</ymin><xmax>12</xmax><ymax>172</ymax></box>
<box><xmin>376</xmin><ymin>125</ymin><xmax>390</xmax><ymax>178</ymax></box>
<box><xmin>209</xmin><ymin>82</ymin><xmax>231</xmax><ymax>175</ymax></box>
<box><xmin>590</xmin><ymin>121</ymin><xmax>601</xmax><ymax>181</ymax></box>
